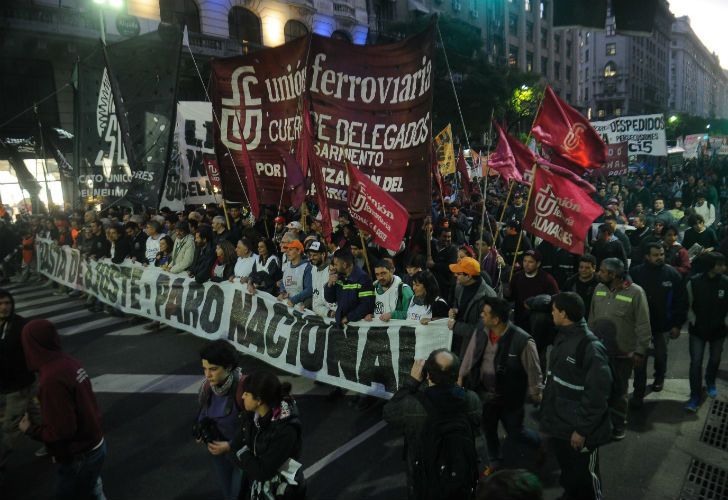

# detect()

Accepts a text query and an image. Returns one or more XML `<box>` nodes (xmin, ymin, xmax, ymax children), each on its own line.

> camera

<box><xmin>192</xmin><ymin>417</ymin><xmax>225</xmax><ymax>444</ymax></box>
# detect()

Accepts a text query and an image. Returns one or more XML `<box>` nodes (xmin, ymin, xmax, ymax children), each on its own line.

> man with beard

<box><xmin>589</xmin><ymin>258</ymin><xmax>651</xmax><ymax>441</ymax></box>
<box><xmin>370</xmin><ymin>260</ymin><xmax>413</xmax><ymax>322</ymax></box>
<box><xmin>307</xmin><ymin>241</ymin><xmax>337</xmax><ymax>319</ymax></box>
<box><xmin>563</xmin><ymin>254</ymin><xmax>599</xmax><ymax>318</ymax></box>
<box><xmin>628</xmin><ymin>214</ymin><xmax>655</xmax><ymax>269</ymax></box>
<box><xmin>189</xmin><ymin>225</ymin><xmax>217</xmax><ymax>284</ymax></box>
<box><xmin>630</xmin><ymin>243</ymin><xmax>687</xmax><ymax>406</ymax></box>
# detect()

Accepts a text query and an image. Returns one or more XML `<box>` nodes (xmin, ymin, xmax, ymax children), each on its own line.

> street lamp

<box><xmin>706</xmin><ymin>124</ymin><xmax>711</xmax><ymax>129</ymax></box>
<box><xmin>92</xmin><ymin>0</ymin><xmax>124</xmax><ymax>45</ymax></box>
<box><xmin>669</xmin><ymin>115</ymin><xmax>678</xmax><ymax>124</ymax></box>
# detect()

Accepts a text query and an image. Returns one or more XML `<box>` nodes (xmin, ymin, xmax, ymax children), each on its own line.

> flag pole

<box><xmin>498</xmin><ymin>180</ymin><xmax>515</xmax><ymax>225</ymax></box>
<box><xmin>359</xmin><ymin>230</ymin><xmax>372</xmax><ymax>277</ymax></box>
<box><xmin>478</xmin><ymin>111</ymin><xmax>495</xmax><ymax>261</ymax></box>
<box><xmin>508</xmin><ymin>163</ymin><xmax>537</xmax><ymax>283</ymax></box>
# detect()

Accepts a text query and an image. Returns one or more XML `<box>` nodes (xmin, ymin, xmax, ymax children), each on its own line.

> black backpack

<box><xmin>411</xmin><ymin>392</ymin><xmax>479</xmax><ymax>500</ymax></box>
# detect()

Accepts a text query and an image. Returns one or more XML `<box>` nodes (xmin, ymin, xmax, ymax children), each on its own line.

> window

<box><xmin>526</xmin><ymin>21</ymin><xmax>534</xmax><ymax>42</ymax></box>
<box><xmin>228</xmin><ymin>7</ymin><xmax>262</xmax><ymax>45</ymax></box>
<box><xmin>509</xmin><ymin>14</ymin><xmax>519</xmax><ymax>36</ymax></box>
<box><xmin>541</xmin><ymin>56</ymin><xmax>548</xmax><ymax>76</ymax></box>
<box><xmin>540</xmin><ymin>0</ymin><xmax>545</xmax><ymax>19</ymax></box>
<box><xmin>566</xmin><ymin>40</ymin><xmax>572</xmax><ymax>57</ymax></box>
<box><xmin>604</xmin><ymin>62</ymin><xmax>617</xmax><ymax>78</ymax></box>
<box><xmin>526</xmin><ymin>51</ymin><xmax>534</xmax><ymax>72</ymax></box>
<box><xmin>606</xmin><ymin>21</ymin><xmax>615</xmax><ymax>36</ymax></box>
<box><xmin>554</xmin><ymin>61</ymin><xmax>561</xmax><ymax>79</ymax></box>
<box><xmin>584</xmin><ymin>49</ymin><xmax>589</xmax><ymax>62</ymax></box>
<box><xmin>554</xmin><ymin>33</ymin><xmax>561</xmax><ymax>53</ymax></box>
<box><xmin>615</xmin><ymin>107</ymin><xmax>622</xmax><ymax>116</ymax></box>
<box><xmin>524</xmin><ymin>0</ymin><xmax>531</xmax><ymax>12</ymax></box>
<box><xmin>332</xmin><ymin>30</ymin><xmax>352</xmax><ymax>42</ymax></box>
<box><xmin>598</xmin><ymin>109</ymin><xmax>606</xmax><ymax>118</ymax></box>
<box><xmin>606</xmin><ymin>43</ymin><xmax>616</xmax><ymax>56</ymax></box>
<box><xmin>159</xmin><ymin>0</ymin><xmax>201</xmax><ymax>33</ymax></box>
<box><xmin>509</xmin><ymin>45</ymin><xmax>519</xmax><ymax>66</ymax></box>
<box><xmin>541</xmin><ymin>28</ymin><xmax>548</xmax><ymax>48</ymax></box>
<box><xmin>585</xmin><ymin>87</ymin><xmax>589</xmax><ymax>100</ymax></box>
<box><xmin>566</xmin><ymin>65</ymin><xmax>571</xmax><ymax>82</ymax></box>
<box><xmin>284</xmin><ymin>20</ymin><xmax>308</xmax><ymax>42</ymax></box>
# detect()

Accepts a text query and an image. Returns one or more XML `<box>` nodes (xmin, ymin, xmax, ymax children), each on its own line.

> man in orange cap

<box><xmin>279</xmin><ymin>239</ymin><xmax>313</xmax><ymax>309</ymax></box>
<box><xmin>447</xmin><ymin>257</ymin><xmax>496</xmax><ymax>356</ymax></box>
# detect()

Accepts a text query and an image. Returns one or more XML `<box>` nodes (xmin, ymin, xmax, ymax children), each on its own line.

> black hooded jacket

<box><xmin>0</xmin><ymin>290</ymin><xmax>34</xmax><ymax>393</ymax></box>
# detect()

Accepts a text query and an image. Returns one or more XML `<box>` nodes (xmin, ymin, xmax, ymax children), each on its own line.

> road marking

<box><xmin>303</xmin><ymin>421</ymin><xmax>388</xmax><ymax>478</ymax></box>
<box><xmin>14</xmin><ymin>295</ymin><xmax>68</xmax><ymax>309</ymax></box>
<box><xmin>107</xmin><ymin>324</ymin><xmax>157</xmax><ymax>336</ymax></box>
<box><xmin>58</xmin><ymin>316</ymin><xmax>126</xmax><ymax>336</ymax></box>
<box><xmin>89</xmin><ymin>374</ymin><xmax>332</xmax><ymax>397</ymax></box>
<box><xmin>8</xmin><ymin>289</ymin><xmax>50</xmax><ymax>300</ymax></box>
<box><xmin>23</xmin><ymin>301</ymin><xmax>85</xmax><ymax>317</ymax></box>
<box><xmin>48</xmin><ymin>309</ymin><xmax>94</xmax><ymax>323</ymax></box>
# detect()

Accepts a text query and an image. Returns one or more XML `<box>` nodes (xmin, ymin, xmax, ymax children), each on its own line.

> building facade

<box><xmin>576</xmin><ymin>0</ymin><xmax>673</xmax><ymax>120</ymax></box>
<box><xmin>669</xmin><ymin>16</ymin><xmax>728</xmax><ymax>120</ymax></box>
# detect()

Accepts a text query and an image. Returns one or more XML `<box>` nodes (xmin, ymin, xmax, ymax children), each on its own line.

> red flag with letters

<box><xmin>298</xmin><ymin>98</ymin><xmax>332</xmax><ymax>240</ymax></box>
<box><xmin>523</xmin><ymin>164</ymin><xmax>603</xmax><ymax>254</ymax></box>
<box><xmin>532</xmin><ymin>86</ymin><xmax>607</xmax><ymax>170</ymax></box>
<box><xmin>346</xmin><ymin>162</ymin><xmax>409</xmax><ymax>252</ymax></box>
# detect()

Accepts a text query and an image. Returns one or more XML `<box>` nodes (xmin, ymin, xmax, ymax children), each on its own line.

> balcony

<box><xmin>187</xmin><ymin>31</ymin><xmax>250</xmax><ymax>58</ymax></box>
<box><xmin>333</xmin><ymin>2</ymin><xmax>357</xmax><ymax>22</ymax></box>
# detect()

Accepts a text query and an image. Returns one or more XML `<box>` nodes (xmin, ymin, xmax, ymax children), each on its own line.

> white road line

<box><xmin>48</xmin><ymin>309</ymin><xmax>95</xmax><ymax>323</ymax></box>
<box><xmin>22</xmin><ymin>301</ymin><xmax>85</xmax><ymax>317</ymax></box>
<box><xmin>58</xmin><ymin>316</ymin><xmax>126</xmax><ymax>336</ymax></box>
<box><xmin>302</xmin><ymin>421</ymin><xmax>388</xmax><ymax>479</ymax></box>
<box><xmin>14</xmin><ymin>295</ymin><xmax>69</xmax><ymax>309</ymax></box>
<box><xmin>9</xmin><ymin>290</ymin><xmax>51</xmax><ymax>300</ymax></box>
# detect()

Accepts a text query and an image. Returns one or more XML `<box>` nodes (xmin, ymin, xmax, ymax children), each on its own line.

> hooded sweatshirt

<box><xmin>21</xmin><ymin>319</ymin><xmax>103</xmax><ymax>462</ymax></box>
<box><xmin>0</xmin><ymin>291</ymin><xmax>34</xmax><ymax>393</ymax></box>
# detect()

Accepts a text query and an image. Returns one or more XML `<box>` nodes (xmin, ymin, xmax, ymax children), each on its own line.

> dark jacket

<box><xmin>592</xmin><ymin>238</ymin><xmax>627</xmax><ymax>268</ymax></box>
<box><xmin>687</xmin><ymin>272</ymin><xmax>728</xmax><ymax>341</ymax></box>
<box><xmin>231</xmin><ymin>398</ymin><xmax>302</xmax><ymax>486</ymax></box>
<box><xmin>324</xmin><ymin>265</ymin><xmax>375</xmax><ymax>325</ymax></box>
<box><xmin>451</xmin><ymin>277</ymin><xmax>496</xmax><ymax>357</ymax></box>
<box><xmin>382</xmin><ymin>377</ymin><xmax>481</xmax><ymax>499</ymax></box>
<box><xmin>631</xmin><ymin>262</ymin><xmax>688</xmax><ymax>332</ymax></box>
<box><xmin>21</xmin><ymin>319</ymin><xmax>104</xmax><ymax>462</ymax></box>
<box><xmin>461</xmin><ymin>322</ymin><xmax>533</xmax><ymax>410</ymax></box>
<box><xmin>628</xmin><ymin>227</ymin><xmax>658</xmax><ymax>268</ymax></box>
<box><xmin>87</xmin><ymin>232</ymin><xmax>110</xmax><ymax>259</ymax></box>
<box><xmin>540</xmin><ymin>320</ymin><xmax>613</xmax><ymax>449</ymax></box>
<box><xmin>190</xmin><ymin>242</ymin><xmax>217</xmax><ymax>284</ymax></box>
<box><xmin>110</xmin><ymin>235</ymin><xmax>132</xmax><ymax>264</ymax></box>
<box><xmin>563</xmin><ymin>274</ymin><xmax>599</xmax><ymax>319</ymax></box>
<box><xmin>129</xmin><ymin>230</ymin><xmax>147</xmax><ymax>263</ymax></box>
<box><xmin>429</xmin><ymin>240</ymin><xmax>458</xmax><ymax>299</ymax></box>
<box><xmin>0</xmin><ymin>293</ymin><xmax>33</xmax><ymax>393</ymax></box>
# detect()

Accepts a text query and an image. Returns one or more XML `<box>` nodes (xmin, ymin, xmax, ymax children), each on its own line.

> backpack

<box><xmin>411</xmin><ymin>392</ymin><xmax>479</xmax><ymax>500</ymax></box>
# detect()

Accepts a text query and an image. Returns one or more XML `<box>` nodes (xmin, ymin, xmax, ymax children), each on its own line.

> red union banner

<box><xmin>594</xmin><ymin>142</ymin><xmax>628</xmax><ymax>178</ymax></box>
<box><xmin>523</xmin><ymin>165</ymin><xmax>603</xmax><ymax>254</ymax></box>
<box><xmin>347</xmin><ymin>163</ymin><xmax>409</xmax><ymax>252</ymax></box>
<box><xmin>211</xmin><ymin>26</ymin><xmax>435</xmax><ymax>218</ymax></box>
<box><xmin>203</xmin><ymin>155</ymin><xmax>221</xmax><ymax>190</ymax></box>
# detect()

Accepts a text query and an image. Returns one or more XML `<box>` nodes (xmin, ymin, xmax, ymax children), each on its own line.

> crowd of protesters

<box><xmin>0</xmin><ymin>155</ymin><xmax>727</xmax><ymax>499</ymax></box>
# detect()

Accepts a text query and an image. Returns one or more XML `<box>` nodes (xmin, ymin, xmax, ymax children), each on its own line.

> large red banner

<box><xmin>347</xmin><ymin>163</ymin><xmax>409</xmax><ymax>252</ymax></box>
<box><xmin>523</xmin><ymin>164</ymin><xmax>603</xmax><ymax>254</ymax></box>
<box><xmin>211</xmin><ymin>26</ymin><xmax>435</xmax><ymax>218</ymax></box>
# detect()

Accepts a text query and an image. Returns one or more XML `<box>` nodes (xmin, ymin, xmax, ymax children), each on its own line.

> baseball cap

<box><xmin>523</xmin><ymin>249</ymin><xmax>542</xmax><ymax>262</ymax></box>
<box><xmin>287</xmin><ymin>221</ymin><xmax>302</xmax><ymax>230</ymax></box>
<box><xmin>306</xmin><ymin>240</ymin><xmax>325</xmax><ymax>253</ymax></box>
<box><xmin>283</xmin><ymin>240</ymin><xmax>304</xmax><ymax>251</ymax></box>
<box><xmin>449</xmin><ymin>257</ymin><xmax>480</xmax><ymax>276</ymax></box>
<box><xmin>274</xmin><ymin>216</ymin><xmax>285</xmax><ymax>224</ymax></box>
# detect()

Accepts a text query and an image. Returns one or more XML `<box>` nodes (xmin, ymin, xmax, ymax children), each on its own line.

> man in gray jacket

<box><xmin>542</xmin><ymin>292</ymin><xmax>612</xmax><ymax>500</ymax></box>
<box><xmin>589</xmin><ymin>258</ymin><xmax>651</xmax><ymax>440</ymax></box>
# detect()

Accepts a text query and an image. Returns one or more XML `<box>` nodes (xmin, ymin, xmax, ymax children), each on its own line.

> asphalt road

<box><xmin>2</xmin><ymin>279</ymin><xmax>727</xmax><ymax>500</ymax></box>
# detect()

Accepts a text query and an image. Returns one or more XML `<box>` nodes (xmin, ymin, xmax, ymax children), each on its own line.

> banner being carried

<box><xmin>211</xmin><ymin>25</ymin><xmax>435</xmax><ymax>218</ymax></box>
<box><xmin>35</xmin><ymin>239</ymin><xmax>450</xmax><ymax>398</ymax></box>
<box><xmin>160</xmin><ymin>102</ymin><xmax>219</xmax><ymax>211</ymax></box>
<box><xmin>590</xmin><ymin>114</ymin><xmax>667</xmax><ymax>156</ymax></box>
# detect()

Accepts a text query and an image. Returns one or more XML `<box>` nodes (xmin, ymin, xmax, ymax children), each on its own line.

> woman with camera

<box><xmin>195</xmin><ymin>340</ymin><xmax>246</xmax><ymax>500</ymax></box>
<box><xmin>232</xmin><ymin>371</ymin><xmax>305</xmax><ymax>500</ymax></box>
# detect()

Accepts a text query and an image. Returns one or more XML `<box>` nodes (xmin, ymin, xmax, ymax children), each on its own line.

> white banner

<box><xmin>590</xmin><ymin>114</ymin><xmax>667</xmax><ymax>156</ymax></box>
<box><xmin>682</xmin><ymin>134</ymin><xmax>703</xmax><ymax>160</ymax></box>
<box><xmin>35</xmin><ymin>239</ymin><xmax>451</xmax><ymax>398</ymax></box>
<box><xmin>160</xmin><ymin>102</ymin><xmax>219</xmax><ymax>210</ymax></box>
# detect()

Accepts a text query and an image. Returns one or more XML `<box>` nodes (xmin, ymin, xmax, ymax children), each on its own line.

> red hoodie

<box><xmin>21</xmin><ymin>319</ymin><xmax>103</xmax><ymax>462</ymax></box>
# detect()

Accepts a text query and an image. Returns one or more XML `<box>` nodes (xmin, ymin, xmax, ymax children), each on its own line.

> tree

<box><xmin>386</xmin><ymin>15</ymin><xmax>540</xmax><ymax>147</ymax></box>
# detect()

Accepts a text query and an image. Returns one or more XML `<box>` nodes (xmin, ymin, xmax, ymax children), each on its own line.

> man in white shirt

<box><xmin>144</xmin><ymin>221</ymin><xmax>163</xmax><ymax>265</ymax></box>
<box><xmin>307</xmin><ymin>240</ymin><xmax>337</xmax><ymax>318</ymax></box>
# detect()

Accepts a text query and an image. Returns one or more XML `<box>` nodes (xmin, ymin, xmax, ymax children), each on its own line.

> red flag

<box><xmin>202</xmin><ymin>155</ymin><xmax>222</xmax><ymax>191</ymax></box>
<box><xmin>488</xmin><ymin>122</ymin><xmax>527</xmax><ymax>184</ymax></box>
<box><xmin>281</xmin><ymin>150</ymin><xmax>306</xmax><ymax>208</ymax></box>
<box><xmin>298</xmin><ymin>98</ymin><xmax>333</xmax><ymax>240</ymax></box>
<box><xmin>532</xmin><ymin>86</ymin><xmax>607</xmax><ymax>169</ymax></box>
<box><xmin>346</xmin><ymin>162</ymin><xmax>409</xmax><ymax>252</ymax></box>
<box><xmin>535</xmin><ymin>157</ymin><xmax>596</xmax><ymax>194</ymax></box>
<box><xmin>235</xmin><ymin>131</ymin><xmax>261</xmax><ymax>219</ymax></box>
<box><xmin>431</xmin><ymin>142</ymin><xmax>444</xmax><ymax>195</ymax></box>
<box><xmin>456</xmin><ymin>148</ymin><xmax>473</xmax><ymax>199</ymax></box>
<box><xmin>523</xmin><ymin>164</ymin><xmax>603</xmax><ymax>254</ymax></box>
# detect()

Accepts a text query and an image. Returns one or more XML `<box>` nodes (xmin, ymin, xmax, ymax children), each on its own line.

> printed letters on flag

<box><xmin>532</xmin><ymin>86</ymin><xmax>607</xmax><ymax>170</ymax></box>
<box><xmin>523</xmin><ymin>164</ymin><xmax>603</xmax><ymax>254</ymax></box>
<box><xmin>346</xmin><ymin>163</ymin><xmax>409</xmax><ymax>252</ymax></box>
<box><xmin>434</xmin><ymin>124</ymin><xmax>456</xmax><ymax>176</ymax></box>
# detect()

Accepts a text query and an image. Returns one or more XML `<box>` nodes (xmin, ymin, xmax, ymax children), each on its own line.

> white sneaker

<box><xmin>34</xmin><ymin>446</ymin><xmax>48</xmax><ymax>457</ymax></box>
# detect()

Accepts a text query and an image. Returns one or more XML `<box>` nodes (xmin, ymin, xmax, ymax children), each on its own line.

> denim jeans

<box><xmin>210</xmin><ymin>452</ymin><xmax>243</xmax><ymax>500</ymax></box>
<box><xmin>482</xmin><ymin>401</ymin><xmax>541</xmax><ymax>467</ymax></box>
<box><xmin>689</xmin><ymin>335</ymin><xmax>726</xmax><ymax>400</ymax></box>
<box><xmin>633</xmin><ymin>331</ymin><xmax>669</xmax><ymax>398</ymax></box>
<box><xmin>56</xmin><ymin>440</ymin><xmax>107</xmax><ymax>500</ymax></box>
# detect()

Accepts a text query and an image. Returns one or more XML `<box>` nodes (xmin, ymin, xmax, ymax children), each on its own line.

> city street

<box><xmin>2</xmin><ymin>279</ymin><xmax>727</xmax><ymax>500</ymax></box>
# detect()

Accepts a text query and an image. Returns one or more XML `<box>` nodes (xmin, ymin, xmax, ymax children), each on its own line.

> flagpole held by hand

<box><xmin>509</xmin><ymin>164</ymin><xmax>537</xmax><ymax>283</ymax></box>
<box><xmin>359</xmin><ymin>230</ymin><xmax>372</xmax><ymax>278</ymax></box>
